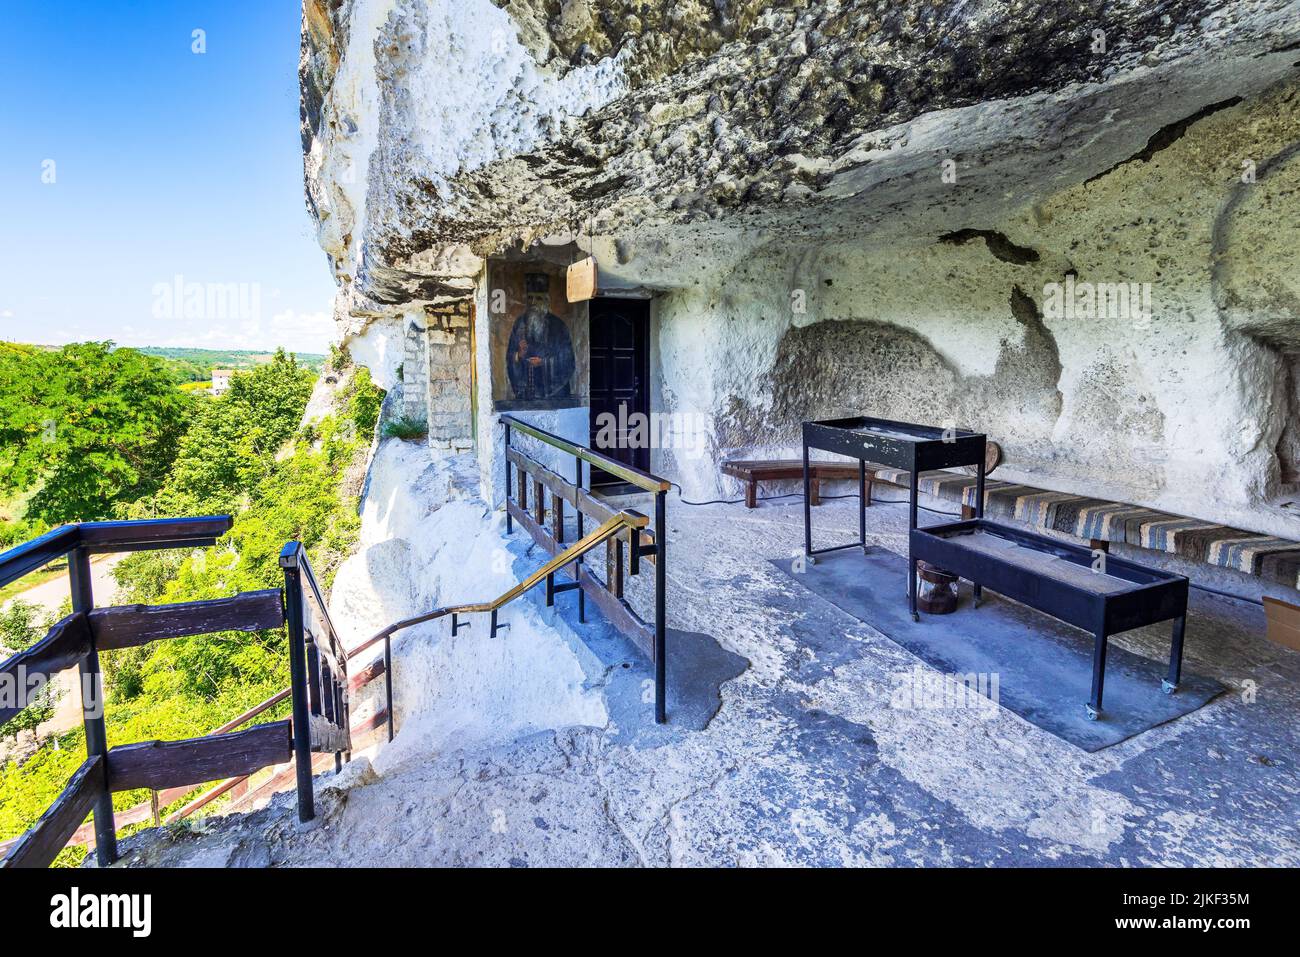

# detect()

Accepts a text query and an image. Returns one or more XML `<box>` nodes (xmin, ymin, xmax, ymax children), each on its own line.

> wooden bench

<box><xmin>722</xmin><ymin>459</ymin><xmax>863</xmax><ymax>509</ymax></box>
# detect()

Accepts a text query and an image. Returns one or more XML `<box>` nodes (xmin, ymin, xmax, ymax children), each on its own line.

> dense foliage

<box><xmin>110</xmin><ymin>355</ymin><xmax>378</xmax><ymax>701</ymax></box>
<box><xmin>0</xmin><ymin>599</ymin><xmax>44</xmax><ymax>652</ymax></box>
<box><xmin>0</xmin><ymin>341</ymin><xmax>192</xmax><ymax>524</ymax></box>
<box><xmin>0</xmin><ymin>342</ymin><xmax>385</xmax><ymax>861</ymax></box>
<box><xmin>0</xmin><ymin>601</ymin><xmax>64</xmax><ymax>743</ymax></box>
<box><xmin>137</xmin><ymin>349</ymin><xmax>317</xmax><ymax>517</ymax></box>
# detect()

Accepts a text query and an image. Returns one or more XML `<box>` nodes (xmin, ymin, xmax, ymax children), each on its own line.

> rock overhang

<box><xmin>300</xmin><ymin>0</ymin><xmax>1300</xmax><ymax>303</ymax></box>
<box><xmin>300</xmin><ymin>0</ymin><xmax>1300</xmax><ymax>533</ymax></box>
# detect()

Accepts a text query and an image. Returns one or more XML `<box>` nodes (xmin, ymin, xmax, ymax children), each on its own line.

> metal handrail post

<box><xmin>504</xmin><ymin>421</ymin><xmax>513</xmax><ymax>534</ymax></box>
<box><xmin>654</xmin><ymin>490</ymin><xmax>667</xmax><ymax>724</ymax></box>
<box><xmin>384</xmin><ymin>634</ymin><xmax>394</xmax><ymax>742</ymax></box>
<box><xmin>575</xmin><ymin>455</ymin><xmax>586</xmax><ymax>623</ymax></box>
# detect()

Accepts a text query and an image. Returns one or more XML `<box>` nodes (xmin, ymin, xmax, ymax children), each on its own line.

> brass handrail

<box><xmin>350</xmin><ymin>509</ymin><xmax>647</xmax><ymax>658</ymax></box>
<box><xmin>499</xmin><ymin>414</ymin><xmax>671</xmax><ymax>492</ymax></box>
<box><xmin>501</xmin><ymin>416</ymin><xmax>669</xmax><ymax>723</ymax></box>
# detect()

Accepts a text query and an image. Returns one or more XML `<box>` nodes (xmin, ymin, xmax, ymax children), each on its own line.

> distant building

<box><xmin>211</xmin><ymin>370</ymin><xmax>234</xmax><ymax>396</ymax></box>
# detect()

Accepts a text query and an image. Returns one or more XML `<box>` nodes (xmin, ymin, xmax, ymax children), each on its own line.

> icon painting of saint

<box><xmin>506</xmin><ymin>272</ymin><xmax>576</xmax><ymax>401</ymax></box>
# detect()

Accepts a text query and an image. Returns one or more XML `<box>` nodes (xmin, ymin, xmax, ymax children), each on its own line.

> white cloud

<box><xmin>126</xmin><ymin>306</ymin><xmax>337</xmax><ymax>354</ymax></box>
<box><xmin>269</xmin><ymin>308</ymin><xmax>335</xmax><ymax>345</ymax></box>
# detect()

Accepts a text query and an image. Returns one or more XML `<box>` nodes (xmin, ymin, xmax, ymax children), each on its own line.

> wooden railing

<box><xmin>500</xmin><ymin>415</ymin><xmax>670</xmax><ymax>723</ymax></box>
<box><xmin>0</xmin><ymin>635</ymin><xmax>389</xmax><ymax>859</ymax></box>
<box><xmin>0</xmin><ymin>518</ymin><xmax>380</xmax><ymax>868</ymax></box>
<box><xmin>0</xmin><ymin>517</ymin><xmax>274</xmax><ymax>867</ymax></box>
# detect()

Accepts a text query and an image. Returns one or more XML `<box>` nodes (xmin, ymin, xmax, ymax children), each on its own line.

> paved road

<box><xmin>1</xmin><ymin>554</ymin><xmax>124</xmax><ymax>741</ymax></box>
<box><xmin>4</xmin><ymin>553</ymin><xmax>123</xmax><ymax>620</ymax></box>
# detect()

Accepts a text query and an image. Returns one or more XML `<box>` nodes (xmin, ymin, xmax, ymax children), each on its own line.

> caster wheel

<box><xmin>1161</xmin><ymin>679</ymin><xmax>1178</xmax><ymax>695</ymax></box>
<box><xmin>910</xmin><ymin>611</ymin><xmax>920</xmax><ymax>622</ymax></box>
<box><xmin>805</xmin><ymin>555</ymin><xmax>817</xmax><ymax>566</ymax></box>
<box><xmin>1085</xmin><ymin>704</ymin><xmax>1100</xmax><ymax>721</ymax></box>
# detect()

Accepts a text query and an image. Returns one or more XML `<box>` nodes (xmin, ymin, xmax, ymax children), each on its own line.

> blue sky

<box><xmin>0</xmin><ymin>1</ymin><xmax>338</xmax><ymax>354</ymax></box>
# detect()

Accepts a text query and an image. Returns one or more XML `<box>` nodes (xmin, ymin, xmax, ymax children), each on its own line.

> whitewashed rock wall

<box><xmin>327</xmin><ymin>441</ymin><xmax>607</xmax><ymax>758</ymax></box>
<box><xmin>636</xmin><ymin>83</ymin><xmax>1300</xmax><ymax>539</ymax></box>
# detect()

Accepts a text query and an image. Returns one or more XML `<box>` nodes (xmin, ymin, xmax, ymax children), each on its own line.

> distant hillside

<box><xmin>1</xmin><ymin>341</ymin><xmax>326</xmax><ymax>384</ymax></box>
<box><xmin>0</xmin><ymin>341</ymin><xmax>42</xmax><ymax>358</ymax></box>
<box><xmin>131</xmin><ymin>347</ymin><xmax>326</xmax><ymax>382</ymax></box>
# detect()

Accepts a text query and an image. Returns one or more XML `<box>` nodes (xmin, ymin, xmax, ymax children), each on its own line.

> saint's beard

<box><xmin>524</xmin><ymin>306</ymin><xmax>549</xmax><ymax>344</ymax></box>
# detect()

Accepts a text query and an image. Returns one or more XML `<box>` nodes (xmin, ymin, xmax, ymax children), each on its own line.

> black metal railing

<box><xmin>499</xmin><ymin>414</ymin><xmax>670</xmax><ymax>723</ymax></box>
<box><xmin>279</xmin><ymin>541</ymin><xmax>362</xmax><ymax>822</ymax></box>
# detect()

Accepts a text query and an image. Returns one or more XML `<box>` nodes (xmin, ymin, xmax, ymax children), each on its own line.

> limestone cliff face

<box><xmin>299</xmin><ymin>0</ymin><xmax>1300</xmax><ymax>535</ymax></box>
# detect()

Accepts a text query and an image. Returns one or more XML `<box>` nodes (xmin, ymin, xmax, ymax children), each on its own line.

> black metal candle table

<box><xmin>911</xmin><ymin>520</ymin><xmax>1188</xmax><ymax>719</ymax></box>
<box><xmin>802</xmin><ymin>416</ymin><xmax>1189</xmax><ymax>720</ymax></box>
<box><xmin>801</xmin><ymin>416</ymin><xmax>988</xmax><ymax>617</ymax></box>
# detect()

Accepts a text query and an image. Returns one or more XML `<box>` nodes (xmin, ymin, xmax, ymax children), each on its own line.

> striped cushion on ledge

<box><xmin>863</xmin><ymin>464</ymin><xmax>1300</xmax><ymax>589</ymax></box>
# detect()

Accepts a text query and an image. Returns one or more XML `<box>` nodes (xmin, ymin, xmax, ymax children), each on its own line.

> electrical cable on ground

<box><xmin>669</xmin><ymin>481</ymin><xmax>964</xmax><ymax>516</ymax></box>
<box><xmin>666</xmin><ymin>483</ymin><xmax>1262</xmax><ymax>604</ymax></box>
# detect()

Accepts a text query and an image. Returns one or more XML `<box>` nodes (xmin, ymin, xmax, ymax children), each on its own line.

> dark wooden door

<box><xmin>589</xmin><ymin>297</ymin><xmax>650</xmax><ymax>485</ymax></box>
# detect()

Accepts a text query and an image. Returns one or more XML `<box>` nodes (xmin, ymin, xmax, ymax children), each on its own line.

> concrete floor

<box><xmin>121</xmin><ymin>493</ymin><xmax>1300</xmax><ymax>867</ymax></box>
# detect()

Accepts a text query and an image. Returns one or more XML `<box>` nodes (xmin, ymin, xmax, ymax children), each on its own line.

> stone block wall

<box><xmin>402</xmin><ymin>315</ymin><xmax>429</xmax><ymax>422</ymax></box>
<box><xmin>423</xmin><ymin>300</ymin><xmax>475</xmax><ymax>452</ymax></box>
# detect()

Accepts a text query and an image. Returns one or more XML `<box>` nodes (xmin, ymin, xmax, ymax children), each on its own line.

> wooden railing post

<box><xmin>279</xmin><ymin>546</ymin><xmax>314</xmax><ymax>822</ymax></box>
<box><xmin>574</xmin><ymin>456</ymin><xmax>585</xmax><ymax>623</ymax></box>
<box><xmin>69</xmin><ymin>546</ymin><xmax>117</xmax><ymax>865</ymax></box>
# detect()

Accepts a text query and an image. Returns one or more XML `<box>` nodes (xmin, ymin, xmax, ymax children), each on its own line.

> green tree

<box><xmin>123</xmin><ymin>412</ymin><xmax>368</xmax><ymax>700</ymax></box>
<box><xmin>0</xmin><ymin>599</ymin><xmax>44</xmax><ymax>652</ymax></box>
<box><xmin>347</xmin><ymin>365</ymin><xmax>382</xmax><ymax>437</ymax></box>
<box><xmin>0</xmin><ymin>600</ymin><xmax>64</xmax><ymax>743</ymax></box>
<box><xmin>144</xmin><ymin>348</ymin><xmax>316</xmax><ymax>516</ymax></box>
<box><xmin>1</xmin><ymin>360</ymin><xmax>383</xmax><ymax>856</ymax></box>
<box><xmin>111</xmin><ymin>359</ymin><xmax>379</xmax><ymax>701</ymax></box>
<box><xmin>0</xmin><ymin>343</ymin><xmax>191</xmax><ymax>523</ymax></box>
